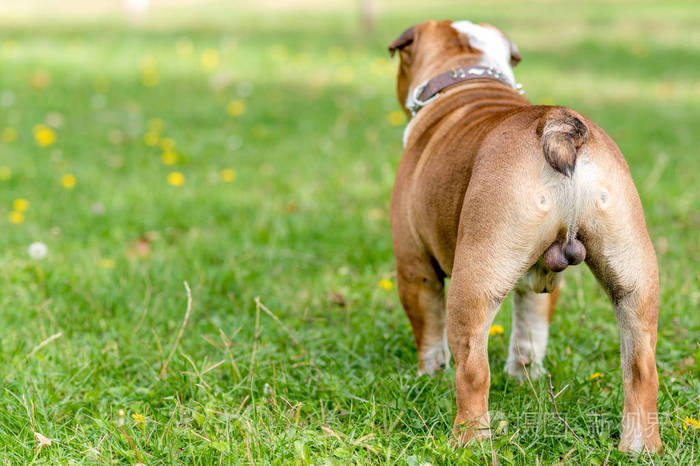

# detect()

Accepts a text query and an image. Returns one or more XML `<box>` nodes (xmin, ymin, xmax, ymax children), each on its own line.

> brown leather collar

<box><xmin>406</xmin><ymin>65</ymin><xmax>522</xmax><ymax>116</ymax></box>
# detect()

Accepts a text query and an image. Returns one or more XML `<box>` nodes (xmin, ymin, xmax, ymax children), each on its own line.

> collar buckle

<box><xmin>407</xmin><ymin>80</ymin><xmax>440</xmax><ymax>116</ymax></box>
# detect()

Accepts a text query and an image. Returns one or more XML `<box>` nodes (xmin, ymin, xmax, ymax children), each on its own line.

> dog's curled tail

<box><xmin>537</xmin><ymin>108</ymin><xmax>589</xmax><ymax>177</ymax></box>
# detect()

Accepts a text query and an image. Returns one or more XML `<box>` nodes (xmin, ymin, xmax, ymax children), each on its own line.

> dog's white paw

<box><xmin>418</xmin><ymin>342</ymin><xmax>451</xmax><ymax>376</ymax></box>
<box><xmin>505</xmin><ymin>356</ymin><xmax>546</xmax><ymax>381</ymax></box>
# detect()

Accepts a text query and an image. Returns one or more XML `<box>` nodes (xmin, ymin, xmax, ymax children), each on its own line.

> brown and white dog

<box><xmin>388</xmin><ymin>20</ymin><xmax>661</xmax><ymax>453</ymax></box>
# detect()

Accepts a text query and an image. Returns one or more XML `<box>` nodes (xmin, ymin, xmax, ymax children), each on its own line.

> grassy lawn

<box><xmin>0</xmin><ymin>0</ymin><xmax>698</xmax><ymax>463</ymax></box>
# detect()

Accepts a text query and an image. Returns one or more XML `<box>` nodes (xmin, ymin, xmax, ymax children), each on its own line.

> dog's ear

<box><xmin>388</xmin><ymin>26</ymin><xmax>416</xmax><ymax>57</ymax></box>
<box><xmin>509</xmin><ymin>40</ymin><xmax>522</xmax><ymax>67</ymax></box>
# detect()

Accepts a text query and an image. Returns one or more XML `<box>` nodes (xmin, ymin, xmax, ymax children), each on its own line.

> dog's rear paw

<box><xmin>619</xmin><ymin>422</ymin><xmax>663</xmax><ymax>455</ymax></box>
<box><xmin>418</xmin><ymin>343</ymin><xmax>451</xmax><ymax>376</ymax></box>
<box><xmin>505</xmin><ymin>358</ymin><xmax>546</xmax><ymax>381</ymax></box>
<box><xmin>451</xmin><ymin>415</ymin><xmax>491</xmax><ymax>447</ymax></box>
<box><xmin>619</xmin><ymin>437</ymin><xmax>663</xmax><ymax>455</ymax></box>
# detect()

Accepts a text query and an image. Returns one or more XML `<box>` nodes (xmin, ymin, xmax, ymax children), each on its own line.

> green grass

<box><xmin>0</xmin><ymin>0</ymin><xmax>698</xmax><ymax>463</ymax></box>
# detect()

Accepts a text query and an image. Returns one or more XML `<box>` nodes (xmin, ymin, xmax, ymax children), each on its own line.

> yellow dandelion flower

<box><xmin>33</xmin><ymin>124</ymin><xmax>56</xmax><ymax>147</ymax></box>
<box><xmin>13</xmin><ymin>198</ymin><xmax>29</xmax><ymax>211</ymax></box>
<box><xmin>99</xmin><ymin>258</ymin><xmax>115</xmax><ymax>269</ymax></box>
<box><xmin>61</xmin><ymin>173</ymin><xmax>76</xmax><ymax>189</ymax></box>
<box><xmin>220</xmin><ymin>169</ymin><xmax>236</xmax><ymax>183</ymax></box>
<box><xmin>142</xmin><ymin>68</ymin><xmax>160</xmax><ymax>87</ymax></box>
<box><xmin>161</xmin><ymin>151</ymin><xmax>177</xmax><ymax>165</ymax></box>
<box><xmin>140</xmin><ymin>57</ymin><xmax>159</xmax><ymax>87</ymax></box>
<box><xmin>200</xmin><ymin>48</ymin><xmax>220</xmax><ymax>72</ymax></box>
<box><xmin>9</xmin><ymin>211</ymin><xmax>24</xmax><ymax>224</ymax></box>
<box><xmin>132</xmin><ymin>413</ymin><xmax>146</xmax><ymax>426</ymax></box>
<box><xmin>589</xmin><ymin>372</ymin><xmax>603</xmax><ymax>380</ymax></box>
<box><xmin>378</xmin><ymin>279</ymin><xmax>393</xmax><ymax>290</ymax></box>
<box><xmin>336</xmin><ymin>66</ymin><xmax>355</xmax><ymax>84</ymax></box>
<box><xmin>167</xmin><ymin>171</ymin><xmax>185</xmax><ymax>186</ymax></box>
<box><xmin>684</xmin><ymin>416</ymin><xmax>699</xmax><ymax>430</ymax></box>
<box><xmin>489</xmin><ymin>324</ymin><xmax>505</xmax><ymax>336</ymax></box>
<box><xmin>160</xmin><ymin>138</ymin><xmax>175</xmax><ymax>151</ymax></box>
<box><xmin>2</xmin><ymin>127</ymin><xmax>18</xmax><ymax>142</ymax></box>
<box><xmin>388</xmin><ymin>110</ymin><xmax>406</xmax><ymax>126</ymax></box>
<box><xmin>144</xmin><ymin>130</ymin><xmax>160</xmax><ymax>146</ymax></box>
<box><xmin>226</xmin><ymin>100</ymin><xmax>246</xmax><ymax>117</ymax></box>
<box><xmin>148</xmin><ymin>118</ymin><xmax>165</xmax><ymax>132</ymax></box>
<box><xmin>0</xmin><ymin>166</ymin><xmax>10</xmax><ymax>180</ymax></box>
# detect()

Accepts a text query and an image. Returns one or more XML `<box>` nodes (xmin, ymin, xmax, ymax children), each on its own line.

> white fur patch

<box><xmin>403</xmin><ymin>114</ymin><xmax>417</xmax><ymax>147</ymax></box>
<box><xmin>451</xmin><ymin>21</ymin><xmax>516</xmax><ymax>87</ymax></box>
<box><xmin>418</xmin><ymin>332</ymin><xmax>451</xmax><ymax>376</ymax></box>
<box><xmin>505</xmin><ymin>291</ymin><xmax>552</xmax><ymax>380</ymax></box>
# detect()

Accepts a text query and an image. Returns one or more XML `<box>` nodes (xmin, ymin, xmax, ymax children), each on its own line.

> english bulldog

<box><xmin>388</xmin><ymin>20</ymin><xmax>661</xmax><ymax>453</ymax></box>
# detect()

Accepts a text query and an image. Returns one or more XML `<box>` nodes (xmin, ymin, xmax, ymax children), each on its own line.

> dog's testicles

<box><xmin>543</xmin><ymin>242</ymin><xmax>568</xmax><ymax>272</ymax></box>
<box><xmin>543</xmin><ymin>238</ymin><xmax>586</xmax><ymax>272</ymax></box>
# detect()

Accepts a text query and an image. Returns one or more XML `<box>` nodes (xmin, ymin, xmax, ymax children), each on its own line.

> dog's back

<box><xmin>395</xmin><ymin>92</ymin><xmax>606</xmax><ymax>282</ymax></box>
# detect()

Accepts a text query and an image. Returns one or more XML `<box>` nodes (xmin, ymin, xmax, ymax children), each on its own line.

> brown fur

<box><xmin>538</xmin><ymin>107</ymin><xmax>589</xmax><ymax>176</ymax></box>
<box><xmin>389</xmin><ymin>20</ymin><xmax>661</xmax><ymax>453</ymax></box>
<box><xmin>547</xmin><ymin>285</ymin><xmax>560</xmax><ymax>323</ymax></box>
<box><xmin>388</xmin><ymin>26</ymin><xmax>416</xmax><ymax>57</ymax></box>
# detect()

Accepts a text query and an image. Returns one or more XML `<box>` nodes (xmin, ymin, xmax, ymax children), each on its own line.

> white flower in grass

<box><xmin>28</xmin><ymin>242</ymin><xmax>48</xmax><ymax>259</ymax></box>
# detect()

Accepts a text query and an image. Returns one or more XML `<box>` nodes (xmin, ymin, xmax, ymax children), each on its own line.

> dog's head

<box><xmin>388</xmin><ymin>20</ymin><xmax>521</xmax><ymax>115</ymax></box>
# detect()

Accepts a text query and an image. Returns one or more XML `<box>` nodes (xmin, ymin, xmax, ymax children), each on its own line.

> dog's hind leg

<box><xmin>447</xmin><ymin>228</ymin><xmax>537</xmax><ymax>445</ymax></box>
<box><xmin>395</xmin><ymin>248</ymin><xmax>450</xmax><ymax>376</ymax></box>
<box><xmin>581</xmin><ymin>180</ymin><xmax>662</xmax><ymax>454</ymax></box>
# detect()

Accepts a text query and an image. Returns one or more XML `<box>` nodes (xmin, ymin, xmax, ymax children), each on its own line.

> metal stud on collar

<box><xmin>450</xmin><ymin>68</ymin><xmax>466</xmax><ymax>79</ymax></box>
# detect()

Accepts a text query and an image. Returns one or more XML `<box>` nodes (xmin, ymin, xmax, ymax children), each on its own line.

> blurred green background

<box><xmin>0</xmin><ymin>0</ymin><xmax>698</xmax><ymax>463</ymax></box>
